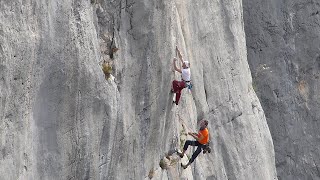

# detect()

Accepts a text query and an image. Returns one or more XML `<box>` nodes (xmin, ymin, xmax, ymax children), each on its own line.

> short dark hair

<box><xmin>202</xmin><ymin>120</ymin><xmax>208</xmax><ymax>126</ymax></box>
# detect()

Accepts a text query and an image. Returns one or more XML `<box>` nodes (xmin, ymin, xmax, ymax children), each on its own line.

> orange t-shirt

<box><xmin>198</xmin><ymin>128</ymin><xmax>209</xmax><ymax>145</ymax></box>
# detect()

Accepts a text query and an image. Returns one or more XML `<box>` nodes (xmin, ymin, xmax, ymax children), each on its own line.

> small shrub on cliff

<box><xmin>102</xmin><ymin>62</ymin><xmax>112</xmax><ymax>80</ymax></box>
<box><xmin>159</xmin><ymin>158</ymin><xmax>167</xmax><ymax>169</ymax></box>
<box><xmin>148</xmin><ymin>168</ymin><xmax>154</xmax><ymax>179</ymax></box>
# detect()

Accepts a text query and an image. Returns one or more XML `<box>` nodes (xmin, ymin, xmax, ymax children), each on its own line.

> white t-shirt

<box><xmin>181</xmin><ymin>68</ymin><xmax>191</xmax><ymax>81</ymax></box>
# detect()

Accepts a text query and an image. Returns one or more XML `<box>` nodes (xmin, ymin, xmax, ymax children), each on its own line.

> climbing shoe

<box><xmin>176</xmin><ymin>151</ymin><xmax>184</xmax><ymax>158</ymax></box>
<box><xmin>181</xmin><ymin>163</ymin><xmax>188</xmax><ymax>169</ymax></box>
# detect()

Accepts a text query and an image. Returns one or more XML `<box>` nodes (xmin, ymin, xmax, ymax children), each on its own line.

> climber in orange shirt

<box><xmin>177</xmin><ymin>120</ymin><xmax>210</xmax><ymax>169</ymax></box>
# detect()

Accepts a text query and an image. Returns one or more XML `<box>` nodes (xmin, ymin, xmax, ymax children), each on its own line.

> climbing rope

<box><xmin>177</xmin><ymin>113</ymin><xmax>194</xmax><ymax>133</ymax></box>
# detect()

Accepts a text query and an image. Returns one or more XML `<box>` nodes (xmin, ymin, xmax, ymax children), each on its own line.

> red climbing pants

<box><xmin>172</xmin><ymin>80</ymin><xmax>186</xmax><ymax>105</ymax></box>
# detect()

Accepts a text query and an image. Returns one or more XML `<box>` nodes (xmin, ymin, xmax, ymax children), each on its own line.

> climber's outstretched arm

<box><xmin>176</xmin><ymin>46</ymin><xmax>184</xmax><ymax>64</ymax></box>
<box><xmin>173</xmin><ymin>57</ymin><xmax>182</xmax><ymax>73</ymax></box>
<box><xmin>188</xmin><ymin>132</ymin><xmax>200</xmax><ymax>141</ymax></box>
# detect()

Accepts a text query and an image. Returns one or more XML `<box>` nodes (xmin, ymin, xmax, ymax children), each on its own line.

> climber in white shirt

<box><xmin>172</xmin><ymin>46</ymin><xmax>191</xmax><ymax>105</ymax></box>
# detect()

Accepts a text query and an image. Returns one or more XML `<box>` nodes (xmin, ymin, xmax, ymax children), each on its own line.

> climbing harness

<box><xmin>184</xmin><ymin>81</ymin><xmax>192</xmax><ymax>90</ymax></box>
<box><xmin>202</xmin><ymin>141</ymin><xmax>211</xmax><ymax>154</ymax></box>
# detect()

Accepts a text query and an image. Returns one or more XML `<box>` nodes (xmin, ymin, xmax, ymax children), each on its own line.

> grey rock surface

<box><xmin>243</xmin><ymin>0</ymin><xmax>320</xmax><ymax>179</ymax></box>
<box><xmin>0</xmin><ymin>0</ymin><xmax>276</xmax><ymax>179</ymax></box>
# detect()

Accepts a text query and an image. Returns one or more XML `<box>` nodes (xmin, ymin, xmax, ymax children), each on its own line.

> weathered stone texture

<box><xmin>0</xmin><ymin>0</ymin><xmax>277</xmax><ymax>179</ymax></box>
<box><xmin>243</xmin><ymin>0</ymin><xmax>320</xmax><ymax>179</ymax></box>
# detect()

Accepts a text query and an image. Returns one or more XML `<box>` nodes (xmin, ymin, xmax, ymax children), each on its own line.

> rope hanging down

<box><xmin>177</xmin><ymin>113</ymin><xmax>194</xmax><ymax>133</ymax></box>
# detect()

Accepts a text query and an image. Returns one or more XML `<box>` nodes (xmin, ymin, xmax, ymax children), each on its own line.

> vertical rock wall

<box><xmin>243</xmin><ymin>0</ymin><xmax>320</xmax><ymax>179</ymax></box>
<box><xmin>0</xmin><ymin>0</ymin><xmax>277</xmax><ymax>179</ymax></box>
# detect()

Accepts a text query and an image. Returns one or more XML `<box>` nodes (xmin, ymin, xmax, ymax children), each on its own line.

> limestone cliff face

<box><xmin>243</xmin><ymin>0</ymin><xmax>320</xmax><ymax>179</ymax></box>
<box><xmin>0</xmin><ymin>1</ymin><xmax>276</xmax><ymax>179</ymax></box>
